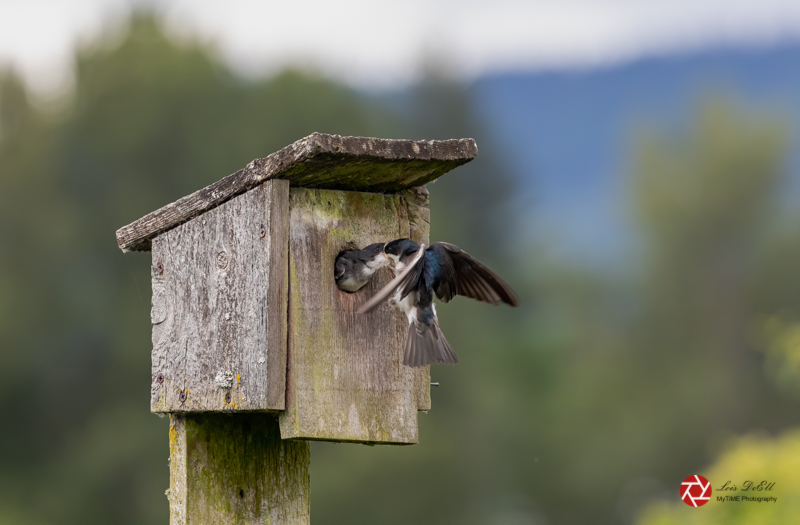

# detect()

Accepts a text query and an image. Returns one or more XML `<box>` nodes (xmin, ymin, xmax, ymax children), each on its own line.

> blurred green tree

<box><xmin>613</xmin><ymin>100</ymin><xmax>798</xmax><ymax>524</ymax></box>
<box><xmin>638</xmin><ymin>429</ymin><xmax>800</xmax><ymax>524</ymax></box>
<box><xmin>558</xmin><ymin>100</ymin><xmax>799</xmax><ymax>524</ymax></box>
<box><xmin>636</xmin><ymin>316</ymin><xmax>800</xmax><ymax>524</ymax></box>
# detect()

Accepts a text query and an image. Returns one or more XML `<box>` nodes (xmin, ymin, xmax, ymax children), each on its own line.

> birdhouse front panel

<box><xmin>279</xmin><ymin>187</ymin><xmax>430</xmax><ymax>444</ymax></box>
<box><xmin>150</xmin><ymin>180</ymin><xmax>289</xmax><ymax>413</ymax></box>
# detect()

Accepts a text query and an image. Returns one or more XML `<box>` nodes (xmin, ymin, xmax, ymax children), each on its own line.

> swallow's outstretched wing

<box><xmin>357</xmin><ymin>242</ymin><xmax>518</xmax><ymax>313</ymax></box>
<box><xmin>356</xmin><ymin>245</ymin><xmax>425</xmax><ymax>314</ymax></box>
<box><xmin>430</xmin><ymin>242</ymin><xmax>519</xmax><ymax>306</ymax></box>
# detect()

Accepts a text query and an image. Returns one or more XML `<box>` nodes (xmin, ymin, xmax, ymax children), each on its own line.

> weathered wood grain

<box><xmin>279</xmin><ymin>188</ymin><xmax>424</xmax><ymax>443</ymax></box>
<box><xmin>151</xmin><ymin>179</ymin><xmax>289</xmax><ymax>413</ymax></box>
<box><xmin>402</xmin><ymin>185</ymin><xmax>431</xmax><ymax>246</ymax></box>
<box><xmin>168</xmin><ymin>413</ymin><xmax>310</xmax><ymax>525</ymax></box>
<box><xmin>117</xmin><ymin>133</ymin><xmax>477</xmax><ymax>252</ymax></box>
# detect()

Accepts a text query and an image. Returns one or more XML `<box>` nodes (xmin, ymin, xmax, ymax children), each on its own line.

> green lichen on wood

<box><xmin>171</xmin><ymin>413</ymin><xmax>310</xmax><ymax>524</ymax></box>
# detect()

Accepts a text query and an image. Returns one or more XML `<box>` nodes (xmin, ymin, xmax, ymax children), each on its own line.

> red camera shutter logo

<box><xmin>681</xmin><ymin>475</ymin><xmax>711</xmax><ymax>507</ymax></box>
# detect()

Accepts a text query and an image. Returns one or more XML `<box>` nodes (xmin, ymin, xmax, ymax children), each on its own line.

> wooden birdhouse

<box><xmin>116</xmin><ymin>133</ymin><xmax>476</xmax><ymax>523</ymax></box>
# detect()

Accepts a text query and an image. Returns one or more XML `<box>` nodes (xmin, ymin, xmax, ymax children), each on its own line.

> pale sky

<box><xmin>2</xmin><ymin>0</ymin><xmax>800</xmax><ymax>97</ymax></box>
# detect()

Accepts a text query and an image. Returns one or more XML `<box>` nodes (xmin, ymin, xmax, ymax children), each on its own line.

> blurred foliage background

<box><xmin>1</xmin><ymin>12</ymin><xmax>799</xmax><ymax>525</ymax></box>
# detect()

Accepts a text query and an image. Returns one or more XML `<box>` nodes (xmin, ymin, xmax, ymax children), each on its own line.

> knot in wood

<box><xmin>155</xmin><ymin>261</ymin><xmax>164</xmax><ymax>275</ymax></box>
<box><xmin>150</xmin><ymin>287</ymin><xmax>167</xmax><ymax>325</ymax></box>
<box><xmin>216</xmin><ymin>251</ymin><xmax>230</xmax><ymax>269</ymax></box>
<box><xmin>259</xmin><ymin>225</ymin><xmax>267</xmax><ymax>239</ymax></box>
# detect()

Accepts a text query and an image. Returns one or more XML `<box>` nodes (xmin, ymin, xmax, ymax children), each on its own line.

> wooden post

<box><xmin>168</xmin><ymin>414</ymin><xmax>310</xmax><ymax>523</ymax></box>
<box><xmin>116</xmin><ymin>133</ymin><xmax>476</xmax><ymax>523</ymax></box>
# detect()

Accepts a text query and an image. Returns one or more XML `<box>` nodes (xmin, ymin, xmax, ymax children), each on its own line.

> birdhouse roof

<box><xmin>116</xmin><ymin>133</ymin><xmax>476</xmax><ymax>252</ymax></box>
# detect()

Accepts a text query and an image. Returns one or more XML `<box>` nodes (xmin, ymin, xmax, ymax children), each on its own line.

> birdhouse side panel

<box><xmin>150</xmin><ymin>180</ymin><xmax>289</xmax><ymax>412</ymax></box>
<box><xmin>279</xmin><ymin>188</ymin><xmax>421</xmax><ymax>444</ymax></box>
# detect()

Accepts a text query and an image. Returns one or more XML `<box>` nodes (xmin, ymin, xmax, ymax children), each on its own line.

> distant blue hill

<box><xmin>471</xmin><ymin>44</ymin><xmax>800</xmax><ymax>266</ymax></box>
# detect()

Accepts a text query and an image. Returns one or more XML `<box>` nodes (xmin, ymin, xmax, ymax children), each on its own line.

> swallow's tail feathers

<box><xmin>403</xmin><ymin>318</ymin><xmax>458</xmax><ymax>367</ymax></box>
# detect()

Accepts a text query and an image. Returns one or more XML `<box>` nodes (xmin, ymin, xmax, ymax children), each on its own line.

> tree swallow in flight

<box><xmin>357</xmin><ymin>239</ymin><xmax>518</xmax><ymax>367</ymax></box>
<box><xmin>334</xmin><ymin>242</ymin><xmax>389</xmax><ymax>292</ymax></box>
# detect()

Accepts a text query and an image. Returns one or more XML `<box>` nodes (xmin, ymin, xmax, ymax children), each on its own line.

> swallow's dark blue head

<box><xmin>384</xmin><ymin>238</ymin><xmax>419</xmax><ymax>259</ymax></box>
